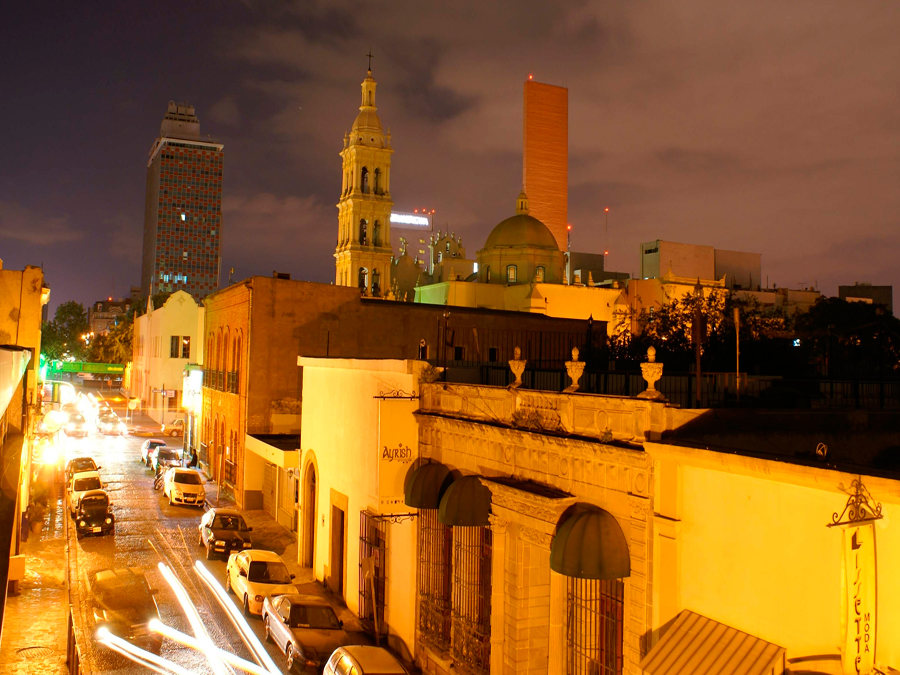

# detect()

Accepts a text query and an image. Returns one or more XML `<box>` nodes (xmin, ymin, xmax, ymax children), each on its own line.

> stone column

<box><xmin>548</xmin><ymin>570</ymin><xmax>566</xmax><ymax>675</ymax></box>
<box><xmin>489</xmin><ymin>516</ymin><xmax>507</xmax><ymax>675</ymax></box>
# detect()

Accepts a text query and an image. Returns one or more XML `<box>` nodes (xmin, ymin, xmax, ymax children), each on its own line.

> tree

<box><xmin>88</xmin><ymin>315</ymin><xmax>133</xmax><ymax>364</ymax></box>
<box><xmin>41</xmin><ymin>301</ymin><xmax>89</xmax><ymax>361</ymax></box>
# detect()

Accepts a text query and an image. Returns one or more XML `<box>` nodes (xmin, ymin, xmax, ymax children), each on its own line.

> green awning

<box><xmin>404</xmin><ymin>462</ymin><xmax>454</xmax><ymax>509</ymax></box>
<box><xmin>550</xmin><ymin>506</ymin><xmax>630</xmax><ymax>579</ymax></box>
<box><xmin>438</xmin><ymin>475</ymin><xmax>491</xmax><ymax>527</ymax></box>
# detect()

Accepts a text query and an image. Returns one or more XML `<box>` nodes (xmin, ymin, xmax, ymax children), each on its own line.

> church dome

<box><xmin>352</xmin><ymin>108</ymin><xmax>383</xmax><ymax>134</ymax></box>
<box><xmin>482</xmin><ymin>192</ymin><xmax>559</xmax><ymax>251</ymax></box>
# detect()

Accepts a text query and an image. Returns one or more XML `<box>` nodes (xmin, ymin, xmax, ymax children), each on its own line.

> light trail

<box><xmin>149</xmin><ymin>620</ymin><xmax>274</xmax><ymax>675</ymax></box>
<box><xmin>95</xmin><ymin>627</ymin><xmax>195</xmax><ymax>675</ymax></box>
<box><xmin>158</xmin><ymin>562</ymin><xmax>232</xmax><ymax>675</ymax></box>
<box><xmin>193</xmin><ymin>560</ymin><xmax>282</xmax><ymax>675</ymax></box>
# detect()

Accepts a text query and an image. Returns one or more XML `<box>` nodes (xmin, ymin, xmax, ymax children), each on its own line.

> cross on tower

<box><xmin>366</xmin><ymin>49</ymin><xmax>374</xmax><ymax>71</ymax></box>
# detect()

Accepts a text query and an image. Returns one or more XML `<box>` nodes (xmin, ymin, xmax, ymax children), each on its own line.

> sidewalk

<box><xmin>0</xmin><ymin>485</ymin><xmax>69</xmax><ymax>675</ymax></box>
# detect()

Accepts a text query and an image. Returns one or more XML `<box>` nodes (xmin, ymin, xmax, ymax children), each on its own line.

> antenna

<box><xmin>603</xmin><ymin>207</ymin><xmax>610</xmax><ymax>260</ymax></box>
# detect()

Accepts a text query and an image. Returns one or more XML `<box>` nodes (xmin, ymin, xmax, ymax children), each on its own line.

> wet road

<box><xmin>62</xmin><ymin>422</ymin><xmax>293</xmax><ymax>674</ymax></box>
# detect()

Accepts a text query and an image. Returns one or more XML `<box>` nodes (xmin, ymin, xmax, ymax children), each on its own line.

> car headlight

<box><xmin>173</xmin><ymin>489</ymin><xmax>182</xmax><ymax>497</ymax></box>
<box><xmin>79</xmin><ymin>520</ymin><xmax>86</xmax><ymax>527</ymax></box>
<box><xmin>105</xmin><ymin>517</ymin><xmax>112</xmax><ymax>524</ymax></box>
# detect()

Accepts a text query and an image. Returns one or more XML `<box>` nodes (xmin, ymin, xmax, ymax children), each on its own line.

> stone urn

<box><xmin>509</xmin><ymin>347</ymin><xmax>527</xmax><ymax>388</ymax></box>
<box><xmin>637</xmin><ymin>346</ymin><xmax>666</xmax><ymax>400</ymax></box>
<box><xmin>564</xmin><ymin>347</ymin><xmax>586</xmax><ymax>392</ymax></box>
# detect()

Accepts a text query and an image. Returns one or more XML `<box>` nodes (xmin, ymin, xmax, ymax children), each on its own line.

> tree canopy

<box><xmin>41</xmin><ymin>301</ymin><xmax>89</xmax><ymax>361</ymax></box>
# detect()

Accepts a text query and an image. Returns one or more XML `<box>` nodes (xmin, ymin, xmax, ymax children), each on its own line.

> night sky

<box><xmin>3</xmin><ymin>1</ymin><xmax>898</xmax><ymax>313</ymax></box>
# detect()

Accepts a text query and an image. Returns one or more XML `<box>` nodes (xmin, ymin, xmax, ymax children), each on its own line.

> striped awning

<box><xmin>640</xmin><ymin>610</ymin><xmax>785</xmax><ymax>675</ymax></box>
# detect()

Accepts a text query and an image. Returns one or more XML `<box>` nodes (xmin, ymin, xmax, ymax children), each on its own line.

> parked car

<box><xmin>162</xmin><ymin>468</ymin><xmax>205</xmax><ymax>507</ymax></box>
<box><xmin>64</xmin><ymin>413</ymin><xmax>89</xmax><ymax>438</ymax></box>
<box><xmin>262</xmin><ymin>593</ymin><xmax>349</xmax><ymax>672</ymax></box>
<box><xmin>98</xmin><ymin>413</ymin><xmax>127</xmax><ymax>436</ymax></box>
<box><xmin>225</xmin><ymin>549</ymin><xmax>296</xmax><ymax>617</ymax></box>
<box><xmin>141</xmin><ymin>439</ymin><xmax>167</xmax><ymax>466</ymax></box>
<box><xmin>88</xmin><ymin>568</ymin><xmax>163</xmax><ymax>654</ymax></box>
<box><xmin>75</xmin><ymin>490</ymin><xmax>114</xmax><ymax>540</ymax></box>
<box><xmin>152</xmin><ymin>447</ymin><xmax>182</xmax><ymax>473</ymax></box>
<box><xmin>198</xmin><ymin>508</ymin><xmax>253</xmax><ymax>560</ymax></box>
<box><xmin>324</xmin><ymin>646</ymin><xmax>407</xmax><ymax>675</ymax></box>
<box><xmin>161</xmin><ymin>419</ymin><xmax>184</xmax><ymax>437</ymax></box>
<box><xmin>67</xmin><ymin>471</ymin><xmax>103</xmax><ymax>517</ymax></box>
<box><xmin>66</xmin><ymin>457</ymin><xmax>100</xmax><ymax>482</ymax></box>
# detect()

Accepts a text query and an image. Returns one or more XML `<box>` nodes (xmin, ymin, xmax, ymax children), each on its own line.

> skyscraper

<box><xmin>523</xmin><ymin>80</ymin><xmax>568</xmax><ymax>252</ymax></box>
<box><xmin>141</xmin><ymin>102</ymin><xmax>224</xmax><ymax>301</ymax></box>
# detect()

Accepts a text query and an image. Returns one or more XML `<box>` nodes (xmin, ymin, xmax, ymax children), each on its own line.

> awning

<box><xmin>245</xmin><ymin>434</ymin><xmax>299</xmax><ymax>469</ymax></box>
<box><xmin>640</xmin><ymin>610</ymin><xmax>785</xmax><ymax>675</ymax></box>
<box><xmin>550</xmin><ymin>506</ymin><xmax>630</xmax><ymax>579</ymax></box>
<box><xmin>404</xmin><ymin>462</ymin><xmax>454</xmax><ymax>509</ymax></box>
<box><xmin>438</xmin><ymin>475</ymin><xmax>491</xmax><ymax>527</ymax></box>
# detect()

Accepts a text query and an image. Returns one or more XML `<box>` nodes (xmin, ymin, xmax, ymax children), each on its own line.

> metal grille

<box><xmin>565</xmin><ymin>577</ymin><xmax>624</xmax><ymax>675</ymax></box>
<box><xmin>417</xmin><ymin>510</ymin><xmax>452</xmax><ymax>650</ymax></box>
<box><xmin>451</xmin><ymin>526</ymin><xmax>491</xmax><ymax>675</ymax></box>
<box><xmin>358</xmin><ymin>511</ymin><xmax>387</xmax><ymax>635</ymax></box>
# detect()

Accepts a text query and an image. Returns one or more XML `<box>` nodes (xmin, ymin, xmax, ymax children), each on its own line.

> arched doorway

<box><xmin>301</xmin><ymin>461</ymin><xmax>317</xmax><ymax>568</ymax></box>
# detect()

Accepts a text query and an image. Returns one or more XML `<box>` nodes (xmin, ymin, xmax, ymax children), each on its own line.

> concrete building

<box><xmin>201</xmin><ymin>275</ymin><xmax>599</xmax><ymax>508</ymax></box>
<box><xmin>131</xmin><ymin>290</ymin><xmax>201</xmax><ymax>423</ymax></box>
<box><xmin>524</xmin><ymin>79</ymin><xmax>568</xmax><ymax>252</ymax></box>
<box><xmin>639</xmin><ymin>239</ymin><xmax>762</xmax><ymax>292</ymax></box>
<box><xmin>0</xmin><ymin>260</ymin><xmax>49</xmax><ymax>637</ymax></box>
<box><xmin>295</xmin><ymin>352</ymin><xmax>900</xmax><ymax>675</ymax></box>
<box><xmin>141</xmin><ymin>101</ymin><xmax>224</xmax><ymax>301</ymax></box>
<box><xmin>335</xmin><ymin>66</ymin><xmax>394</xmax><ymax>297</ymax></box>
<box><xmin>839</xmin><ymin>282</ymin><xmax>893</xmax><ymax>313</ymax></box>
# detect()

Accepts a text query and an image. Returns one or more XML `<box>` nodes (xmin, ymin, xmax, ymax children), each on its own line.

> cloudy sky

<box><xmin>2</xmin><ymin>1</ymin><xmax>898</xmax><ymax>312</ymax></box>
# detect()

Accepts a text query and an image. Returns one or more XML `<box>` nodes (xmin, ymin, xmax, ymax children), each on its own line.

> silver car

<box><xmin>261</xmin><ymin>594</ymin><xmax>349</xmax><ymax>672</ymax></box>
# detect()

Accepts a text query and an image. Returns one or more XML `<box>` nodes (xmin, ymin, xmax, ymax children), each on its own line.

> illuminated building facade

<box><xmin>524</xmin><ymin>79</ymin><xmax>568</xmax><ymax>252</ymax></box>
<box><xmin>141</xmin><ymin>101</ymin><xmax>225</xmax><ymax>301</ymax></box>
<box><xmin>335</xmin><ymin>67</ymin><xmax>394</xmax><ymax>297</ymax></box>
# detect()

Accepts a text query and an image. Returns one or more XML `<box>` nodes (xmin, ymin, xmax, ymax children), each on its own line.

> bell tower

<box><xmin>335</xmin><ymin>62</ymin><xmax>394</xmax><ymax>297</ymax></box>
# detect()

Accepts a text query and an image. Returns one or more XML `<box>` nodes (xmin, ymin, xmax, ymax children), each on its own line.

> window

<box><xmin>373</xmin><ymin>221</ymin><xmax>381</xmax><ymax>247</ymax></box>
<box><xmin>358</xmin><ymin>511</ymin><xmax>387</xmax><ymax>637</ymax></box>
<box><xmin>535</xmin><ymin>266</ymin><xmax>545</xmax><ymax>282</ymax></box>
<box><xmin>565</xmin><ymin>578</ymin><xmax>624</xmax><ymax>675</ymax></box>
<box><xmin>488</xmin><ymin>347</ymin><xmax>498</xmax><ymax>362</ymax></box>
<box><xmin>181</xmin><ymin>336</ymin><xmax>191</xmax><ymax>359</ymax></box>
<box><xmin>170</xmin><ymin>336</ymin><xmax>180</xmax><ymax>358</ymax></box>
<box><xmin>507</xmin><ymin>265</ymin><xmax>517</xmax><ymax>283</ymax></box>
<box><xmin>359</xmin><ymin>220</ymin><xmax>368</xmax><ymax>245</ymax></box>
<box><xmin>373</xmin><ymin>168</ymin><xmax>381</xmax><ymax>194</ymax></box>
<box><xmin>361</xmin><ymin>167</ymin><xmax>369</xmax><ymax>194</ymax></box>
<box><xmin>438</xmin><ymin>252</ymin><xmax>443</xmax><ymax>263</ymax></box>
<box><xmin>358</xmin><ymin>268</ymin><xmax>368</xmax><ymax>292</ymax></box>
<box><xmin>486</xmin><ymin>266</ymin><xmax>491</xmax><ymax>282</ymax></box>
<box><xmin>451</xmin><ymin>526</ymin><xmax>492</xmax><ymax>675</ymax></box>
<box><xmin>418</xmin><ymin>510</ymin><xmax>452</xmax><ymax>650</ymax></box>
<box><xmin>453</xmin><ymin>346</ymin><xmax>465</xmax><ymax>361</ymax></box>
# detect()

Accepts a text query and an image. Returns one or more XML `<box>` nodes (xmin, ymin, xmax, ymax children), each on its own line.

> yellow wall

<box><xmin>299</xmin><ymin>358</ymin><xmax>421</xmax><ymax>656</ymax></box>
<box><xmin>650</xmin><ymin>445</ymin><xmax>900</xmax><ymax>669</ymax></box>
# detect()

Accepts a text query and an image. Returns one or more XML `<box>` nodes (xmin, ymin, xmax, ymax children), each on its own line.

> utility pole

<box><xmin>692</xmin><ymin>280</ymin><xmax>706</xmax><ymax>407</ymax></box>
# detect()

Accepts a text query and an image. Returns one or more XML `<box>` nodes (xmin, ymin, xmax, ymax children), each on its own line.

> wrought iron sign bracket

<box><xmin>374</xmin><ymin>389</ymin><xmax>419</xmax><ymax>400</ymax></box>
<box><xmin>827</xmin><ymin>476</ymin><xmax>883</xmax><ymax>527</ymax></box>
<box><xmin>370</xmin><ymin>512</ymin><xmax>418</xmax><ymax>524</ymax></box>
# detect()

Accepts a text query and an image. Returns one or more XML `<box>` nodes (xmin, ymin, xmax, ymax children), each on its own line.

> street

<box><xmin>61</xmin><ymin>421</ymin><xmax>304</xmax><ymax>674</ymax></box>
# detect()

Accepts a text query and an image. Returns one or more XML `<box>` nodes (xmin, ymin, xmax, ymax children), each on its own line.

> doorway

<box><xmin>301</xmin><ymin>464</ymin><xmax>317</xmax><ymax>567</ymax></box>
<box><xmin>330</xmin><ymin>505</ymin><xmax>346</xmax><ymax>597</ymax></box>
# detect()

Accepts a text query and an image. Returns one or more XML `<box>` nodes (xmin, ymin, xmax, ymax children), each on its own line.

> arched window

<box><xmin>373</xmin><ymin>168</ymin><xmax>381</xmax><ymax>195</ymax></box>
<box><xmin>486</xmin><ymin>266</ymin><xmax>491</xmax><ymax>282</ymax></box>
<box><xmin>373</xmin><ymin>221</ymin><xmax>381</xmax><ymax>247</ymax></box>
<box><xmin>235</xmin><ymin>333</ymin><xmax>242</xmax><ymax>395</ymax></box>
<box><xmin>535</xmin><ymin>266</ymin><xmax>545</xmax><ymax>283</ymax></box>
<box><xmin>361</xmin><ymin>167</ymin><xmax>369</xmax><ymax>194</ymax></box>
<box><xmin>372</xmin><ymin>269</ymin><xmax>381</xmax><ymax>297</ymax></box>
<box><xmin>358</xmin><ymin>267</ymin><xmax>369</xmax><ymax>292</ymax></box>
<box><xmin>507</xmin><ymin>265</ymin><xmax>517</xmax><ymax>283</ymax></box>
<box><xmin>359</xmin><ymin>219</ymin><xmax>368</xmax><ymax>245</ymax></box>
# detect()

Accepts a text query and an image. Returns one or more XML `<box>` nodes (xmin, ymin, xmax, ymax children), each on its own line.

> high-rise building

<box><xmin>523</xmin><ymin>80</ymin><xmax>568</xmax><ymax>252</ymax></box>
<box><xmin>334</xmin><ymin>66</ymin><xmax>394</xmax><ymax>297</ymax></box>
<box><xmin>141</xmin><ymin>101</ymin><xmax>224</xmax><ymax>301</ymax></box>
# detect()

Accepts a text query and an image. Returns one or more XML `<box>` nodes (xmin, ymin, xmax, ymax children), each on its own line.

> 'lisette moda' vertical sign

<box><xmin>841</xmin><ymin>523</ymin><xmax>876</xmax><ymax>675</ymax></box>
<box><xmin>377</xmin><ymin>399</ymin><xmax>419</xmax><ymax>515</ymax></box>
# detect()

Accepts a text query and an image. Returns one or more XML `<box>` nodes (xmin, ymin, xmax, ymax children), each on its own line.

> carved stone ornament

<box><xmin>564</xmin><ymin>346</ymin><xmax>586</xmax><ymax>393</ymax></box>
<box><xmin>637</xmin><ymin>346</ymin><xmax>666</xmax><ymax>400</ymax></box>
<box><xmin>509</xmin><ymin>346</ymin><xmax>527</xmax><ymax>388</ymax></box>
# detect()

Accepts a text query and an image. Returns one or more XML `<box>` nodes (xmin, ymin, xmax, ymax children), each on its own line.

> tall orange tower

<box><xmin>523</xmin><ymin>80</ymin><xmax>568</xmax><ymax>251</ymax></box>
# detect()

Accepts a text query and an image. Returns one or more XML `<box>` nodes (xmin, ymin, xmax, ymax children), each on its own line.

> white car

<box><xmin>67</xmin><ymin>471</ymin><xmax>103</xmax><ymax>517</ymax></box>
<box><xmin>162</xmin><ymin>468</ymin><xmax>206</xmax><ymax>507</ymax></box>
<box><xmin>324</xmin><ymin>646</ymin><xmax>407</xmax><ymax>675</ymax></box>
<box><xmin>225</xmin><ymin>549</ymin><xmax>296</xmax><ymax>617</ymax></box>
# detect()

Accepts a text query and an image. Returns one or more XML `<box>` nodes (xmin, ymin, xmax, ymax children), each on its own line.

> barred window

<box><xmin>418</xmin><ymin>510</ymin><xmax>452</xmax><ymax>650</ymax></box>
<box><xmin>359</xmin><ymin>511</ymin><xmax>387</xmax><ymax>636</ymax></box>
<box><xmin>451</xmin><ymin>526</ymin><xmax>492</xmax><ymax>675</ymax></box>
<box><xmin>565</xmin><ymin>577</ymin><xmax>624</xmax><ymax>675</ymax></box>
